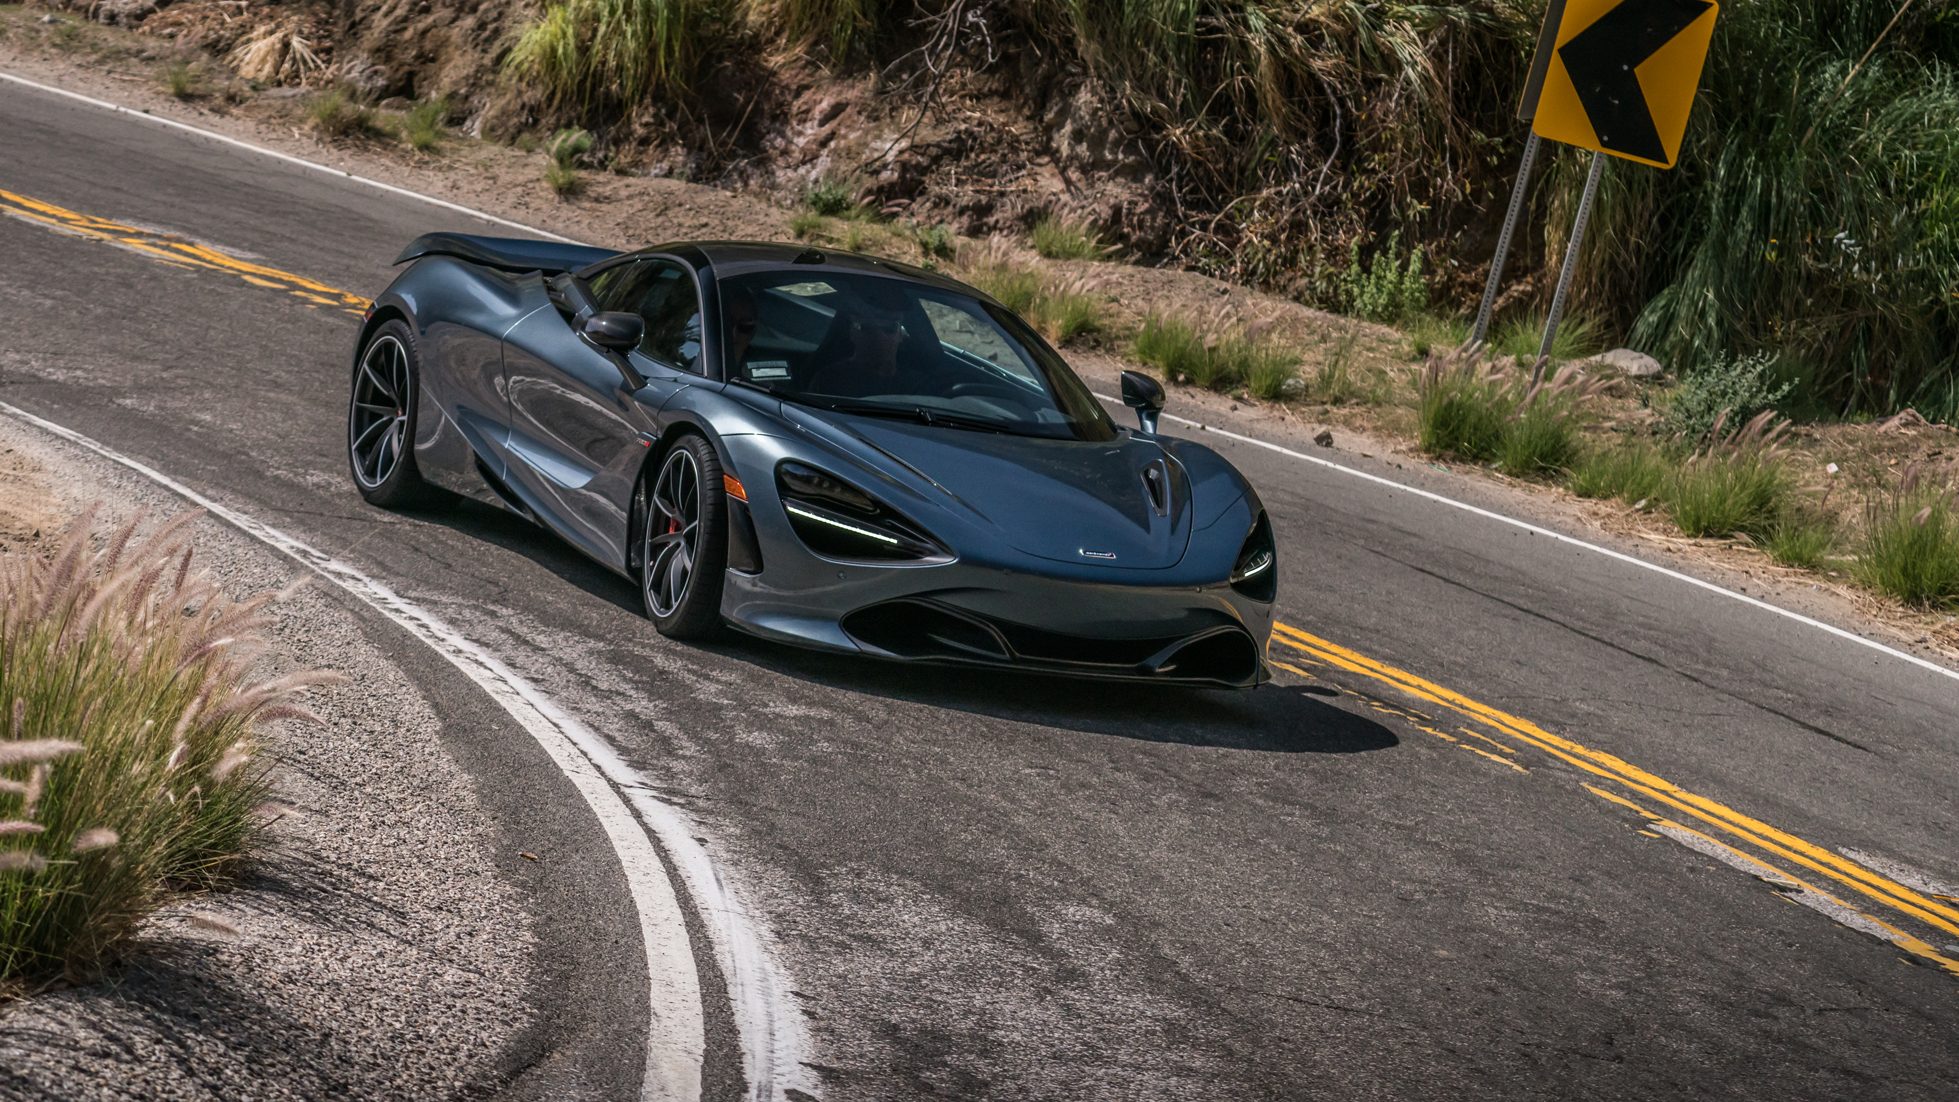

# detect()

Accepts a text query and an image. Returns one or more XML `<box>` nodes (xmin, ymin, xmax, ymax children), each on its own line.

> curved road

<box><xmin>3</xmin><ymin>75</ymin><xmax>1955</xmax><ymax>1100</ymax></box>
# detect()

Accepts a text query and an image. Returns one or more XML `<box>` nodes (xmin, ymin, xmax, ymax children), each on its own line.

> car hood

<box><xmin>836</xmin><ymin>417</ymin><xmax>1193</xmax><ymax>569</ymax></box>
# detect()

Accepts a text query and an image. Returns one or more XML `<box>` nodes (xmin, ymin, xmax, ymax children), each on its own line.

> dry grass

<box><xmin>0</xmin><ymin>508</ymin><xmax>341</xmax><ymax>985</ymax></box>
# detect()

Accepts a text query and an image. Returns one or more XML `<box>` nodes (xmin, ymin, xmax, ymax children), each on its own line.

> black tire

<box><xmin>347</xmin><ymin>319</ymin><xmax>438</xmax><ymax>509</ymax></box>
<box><xmin>639</xmin><ymin>434</ymin><xmax>729</xmax><ymax>639</ymax></box>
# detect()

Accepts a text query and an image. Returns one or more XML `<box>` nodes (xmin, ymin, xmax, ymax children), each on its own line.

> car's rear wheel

<box><xmin>348</xmin><ymin>320</ymin><xmax>437</xmax><ymax>508</ymax></box>
<box><xmin>641</xmin><ymin>434</ymin><xmax>728</xmax><ymax>638</ymax></box>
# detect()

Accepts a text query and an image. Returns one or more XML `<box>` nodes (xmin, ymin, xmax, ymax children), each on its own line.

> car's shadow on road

<box><xmin>708</xmin><ymin>635</ymin><xmax>1400</xmax><ymax>754</ymax></box>
<box><xmin>404</xmin><ymin>499</ymin><xmax>1396</xmax><ymax>754</ymax></box>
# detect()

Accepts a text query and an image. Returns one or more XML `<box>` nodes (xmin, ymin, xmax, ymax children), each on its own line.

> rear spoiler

<box><xmin>393</xmin><ymin>232</ymin><xmax>620</xmax><ymax>275</ymax></box>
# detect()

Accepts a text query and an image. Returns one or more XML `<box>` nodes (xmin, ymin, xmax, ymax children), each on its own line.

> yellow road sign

<box><xmin>1529</xmin><ymin>0</ymin><xmax>1719</xmax><ymax>169</ymax></box>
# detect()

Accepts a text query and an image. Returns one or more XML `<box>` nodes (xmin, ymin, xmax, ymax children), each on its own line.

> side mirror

<box><xmin>583</xmin><ymin>311</ymin><xmax>644</xmax><ymax>352</ymax></box>
<box><xmin>1120</xmin><ymin>370</ymin><xmax>1165</xmax><ymax>434</ymax></box>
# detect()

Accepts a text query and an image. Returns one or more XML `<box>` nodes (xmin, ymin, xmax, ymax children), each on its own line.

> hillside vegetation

<box><xmin>501</xmin><ymin>0</ymin><xmax>1959</xmax><ymax>419</ymax></box>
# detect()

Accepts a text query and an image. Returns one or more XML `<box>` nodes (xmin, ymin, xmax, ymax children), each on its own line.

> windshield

<box><xmin>717</xmin><ymin>269</ymin><xmax>1117</xmax><ymax>441</ymax></box>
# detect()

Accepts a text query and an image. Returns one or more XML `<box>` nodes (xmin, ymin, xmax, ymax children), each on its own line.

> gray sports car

<box><xmin>348</xmin><ymin>236</ymin><xmax>1275</xmax><ymax>687</ymax></box>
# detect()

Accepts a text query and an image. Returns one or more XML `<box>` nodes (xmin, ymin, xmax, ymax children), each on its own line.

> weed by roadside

<box><xmin>160</xmin><ymin>60</ymin><xmax>200</xmax><ymax>99</ymax></box>
<box><xmin>1031</xmin><ymin>216</ymin><xmax>1106</xmax><ymax>261</ymax></box>
<box><xmin>804</xmin><ymin>180</ymin><xmax>860</xmax><ymax>218</ymax></box>
<box><xmin>1405</xmin><ymin>313</ymin><xmax>1469</xmax><ymax>359</ymax></box>
<box><xmin>306</xmin><ymin>89</ymin><xmax>375</xmax><ymax>141</ymax></box>
<box><xmin>1133</xmin><ymin>314</ymin><xmax>1298</xmax><ymax>398</ymax></box>
<box><xmin>1571</xmin><ymin>442</ymin><xmax>1669</xmax><ymax>504</ymax></box>
<box><xmin>1664</xmin><ymin>412</ymin><xmax>1794</xmax><ymax>540</ymax></box>
<box><xmin>402</xmin><ymin>97</ymin><xmax>449</xmax><ymax>153</ymax></box>
<box><xmin>544</xmin><ymin>128</ymin><xmax>591</xmax><ymax>197</ymax></box>
<box><xmin>1859</xmin><ymin>464</ymin><xmax>1959</xmax><ymax>607</ymax></box>
<box><xmin>1491</xmin><ymin>311</ymin><xmax>1603</xmax><ymax>365</ymax></box>
<box><xmin>789</xmin><ymin>210</ymin><xmax>822</xmax><ymax>240</ymax></box>
<box><xmin>1418</xmin><ymin>345</ymin><xmax>1603</xmax><ymax>476</ymax></box>
<box><xmin>1332</xmin><ymin>232</ymin><xmax>1426</xmax><ymax>324</ymax></box>
<box><xmin>953</xmin><ymin>244</ymin><xmax>1104</xmax><ymax>344</ymax></box>
<box><xmin>1661</xmin><ymin>350</ymin><xmax>1793</xmax><ymax>444</ymax></box>
<box><xmin>909</xmin><ymin>223</ymin><xmax>955</xmax><ymax>261</ymax></box>
<box><xmin>0</xmin><ymin>509</ymin><xmax>341</xmax><ymax>985</ymax></box>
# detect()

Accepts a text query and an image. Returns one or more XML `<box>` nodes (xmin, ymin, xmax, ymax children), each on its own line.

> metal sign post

<box><xmin>1471</xmin><ymin>0</ymin><xmax>1569</xmax><ymax>349</ymax></box>
<box><xmin>1535</xmin><ymin>151</ymin><xmax>1605</xmax><ymax>382</ymax></box>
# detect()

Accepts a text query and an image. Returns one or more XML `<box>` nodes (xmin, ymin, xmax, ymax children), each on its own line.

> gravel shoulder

<box><xmin>0</xmin><ymin>416</ymin><xmax>540</xmax><ymax>1100</ymax></box>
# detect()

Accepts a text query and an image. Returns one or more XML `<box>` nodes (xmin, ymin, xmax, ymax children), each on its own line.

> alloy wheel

<box><xmin>350</xmin><ymin>335</ymin><xmax>412</xmax><ymax>488</ymax></box>
<box><xmin>645</xmin><ymin>446</ymin><xmax>702</xmax><ymax>618</ymax></box>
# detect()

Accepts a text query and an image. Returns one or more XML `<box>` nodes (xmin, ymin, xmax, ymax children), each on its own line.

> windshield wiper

<box><xmin>827</xmin><ymin>402</ymin><xmax>1009</xmax><ymax>435</ymax></box>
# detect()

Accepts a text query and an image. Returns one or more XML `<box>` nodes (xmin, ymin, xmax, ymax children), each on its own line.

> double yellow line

<box><xmin>1272</xmin><ymin>621</ymin><xmax>1959</xmax><ymax>976</ymax></box>
<box><xmin>0</xmin><ymin>188</ymin><xmax>370</xmax><ymax>316</ymax></box>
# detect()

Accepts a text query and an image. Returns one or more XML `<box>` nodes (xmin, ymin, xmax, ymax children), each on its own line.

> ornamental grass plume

<box><xmin>0</xmin><ymin>507</ymin><xmax>343</xmax><ymax>985</ymax></box>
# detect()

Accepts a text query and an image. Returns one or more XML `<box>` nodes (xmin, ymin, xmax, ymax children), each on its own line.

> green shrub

<box><xmin>1311</xmin><ymin>336</ymin><xmax>1357</xmax><ymax>403</ymax></box>
<box><xmin>306</xmin><ymin>89</ymin><xmax>374</xmax><ymax>140</ymax></box>
<box><xmin>0</xmin><ymin>512</ymin><xmax>338</xmax><ymax>983</ymax></box>
<box><xmin>1762</xmin><ymin>510</ymin><xmax>1836</xmax><ymax>569</ymax></box>
<box><xmin>1570</xmin><ymin>443</ymin><xmax>1668</xmax><ymax>503</ymax></box>
<box><xmin>1498</xmin><ymin>396</ymin><xmax>1582</xmax><ymax>477</ymax></box>
<box><xmin>161</xmin><ymin>61</ymin><xmax>199</xmax><ymax>99</ymax></box>
<box><xmin>1492</xmin><ymin>311</ymin><xmax>1604</xmax><ymax>365</ymax></box>
<box><xmin>963</xmin><ymin>262</ymin><xmax>1101</xmax><ymax>345</ymax></box>
<box><xmin>789</xmin><ymin>210</ymin><xmax>823</xmax><ymax>239</ymax></box>
<box><xmin>403</xmin><ymin>97</ymin><xmax>448</xmax><ymax>152</ymax></box>
<box><xmin>1662</xmin><ymin>350</ymin><xmax>1793</xmax><ymax>443</ymax></box>
<box><xmin>911</xmin><ymin>223</ymin><xmax>955</xmax><ymax>259</ymax></box>
<box><xmin>504</xmin><ymin>0</ymin><xmax>702</xmax><ymax>106</ymax></box>
<box><xmin>1032</xmin><ymin>216</ymin><xmax>1105</xmax><ymax>260</ymax></box>
<box><xmin>1666</xmin><ymin>450</ymin><xmax>1789</xmax><ymax>539</ymax></box>
<box><xmin>804</xmin><ymin>180</ymin><xmax>857</xmax><ymax>217</ymax></box>
<box><xmin>1131</xmin><ymin>314</ymin><xmax>1296</xmax><ymax>394</ymax></box>
<box><xmin>1406</xmin><ymin>313</ymin><xmax>1469</xmax><ymax>359</ymax></box>
<box><xmin>1133</xmin><ymin>314</ymin><xmax>1209</xmax><ymax>384</ymax></box>
<box><xmin>543</xmin><ymin>128</ymin><xmax>592</xmax><ymax>196</ymax></box>
<box><xmin>1418</xmin><ymin>359</ymin><xmax>1509</xmax><ymax>462</ymax></box>
<box><xmin>1859</xmin><ymin>483</ymin><xmax>1959</xmax><ymax>607</ymax></box>
<box><xmin>1335</xmin><ymin>232</ymin><xmax>1427</xmax><ymax>324</ymax></box>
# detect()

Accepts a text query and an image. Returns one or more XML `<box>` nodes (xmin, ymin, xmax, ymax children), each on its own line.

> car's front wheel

<box><xmin>347</xmin><ymin>320</ymin><xmax>437</xmax><ymax>508</ymax></box>
<box><xmin>640</xmin><ymin>434</ymin><xmax>729</xmax><ymax>638</ymax></box>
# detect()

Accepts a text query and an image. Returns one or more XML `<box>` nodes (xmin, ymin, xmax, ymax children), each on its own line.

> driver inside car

<box><xmin>805</xmin><ymin>291</ymin><xmax>943</xmax><ymax>399</ymax></box>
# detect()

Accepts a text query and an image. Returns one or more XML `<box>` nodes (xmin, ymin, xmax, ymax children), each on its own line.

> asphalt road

<box><xmin>3</xmin><ymin>77</ymin><xmax>1956</xmax><ymax>1100</ymax></box>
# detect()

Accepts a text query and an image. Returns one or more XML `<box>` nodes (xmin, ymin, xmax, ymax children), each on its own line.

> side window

<box><xmin>593</xmin><ymin>259</ymin><xmax>703</xmax><ymax>372</ymax></box>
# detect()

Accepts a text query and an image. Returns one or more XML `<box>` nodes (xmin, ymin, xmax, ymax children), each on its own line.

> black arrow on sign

<box><xmin>1558</xmin><ymin>0</ymin><xmax>1713</xmax><ymax>162</ymax></box>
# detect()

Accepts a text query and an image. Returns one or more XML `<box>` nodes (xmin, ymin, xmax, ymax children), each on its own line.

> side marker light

<box><xmin>724</xmin><ymin>473</ymin><xmax>748</xmax><ymax>501</ymax></box>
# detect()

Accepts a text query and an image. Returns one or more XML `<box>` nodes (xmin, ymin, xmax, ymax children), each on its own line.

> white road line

<box><xmin>0</xmin><ymin>71</ymin><xmax>588</xmax><ymax>245</ymax></box>
<box><xmin>1102</xmin><ymin>395</ymin><xmax>1959</xmax><ymax>686</ymax></box>
<box><xmin>0</xmin><ymin>401</ymin><xmax>813</xmax><ymax>1101</ymax></box>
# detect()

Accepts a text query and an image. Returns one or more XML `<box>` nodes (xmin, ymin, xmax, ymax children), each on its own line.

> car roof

<box><xmin>631</xmin><ymin>240</ymin><xmax>986</xmax><ymax>300</ymax></box>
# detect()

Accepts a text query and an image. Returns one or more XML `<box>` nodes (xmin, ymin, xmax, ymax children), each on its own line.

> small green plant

<box><xmin>1762</xmin><ymin>509</ymin><xmax>1837</xmax><ymax>569</ymax></box>
<box><xmin>1498</xmin><ymin>394</ymin><xmax>1583</xmax><ymax>477</ymax></box>
<box><xmin>1242</xmin><ymin>345</ymin><xmax>1298</xmax><ymax>401</ymax></box>
<box><xmin>161</xmin><ymin>61</ymin><xmax>199</xmax><ymax>99</ymax></box>
<box><xmin>306</xmin><ymin>89</ymin><xmax>375</xmax><ymax>140</ymax></box>
<box><xmin>1311</xmin><ymin>336</ymin><xmax>1357</xmax><ymax>403</ymax></box>
<box><xmin>1132</xmin><ymin>315</ymin><xmax>1209</xmax><ymax>384</ymax></box>
<box><xmin>962</xmin><ymin>258</ymin><xmax>1102</xmax><ymax>345</ymax></box>
<box><xmin>1405</xmin><ymin>313</ymin><xmax>1469</xmax><ymax>359</ymax></box>
<box><xmin>1858</xmin><ymin>466</ymin><xmax>1959</xmax><ymax>606</ymax></box>
<box><xmin>402</xmin><ymin>96</ymin><xmax>448</xmax><ymax>153</ymax></box>
<box><xmin>1662</xmin><ymin>350</ymin><xmax>1794</xmax><ymax>443</ymax></box>
<box><xmin>1336</xmin><ymin>232</ymin><xmax>1427</xmax><ymax>324</ymax></box>
<box><xmin>1031</xmin><ymin>216</ymin><xmax>1106</xmax><ymax>260</ymax></box>
<box><xmin>842</xmin><ymin>222</ymin><xmax>869</xmax><ymax>253</ymax></box>
<box><xmin>1664</xmin><ymin>414</ymin><xmax>1793</xmax><ymax>539</ymax></box>
<box><xmin>544</xmin><ymin>127</ymin><xmax>592</xmax><ymax>196</ymax></box>
<box><xmin>804</xmin><ymin>179</ymin><xmax>857</xmax><ymax>217</ymax></box>
<box><xmin>789</xmin><ymin>210</ymin><xmax>823</xmax><ymax>240</ymax></box>
<box><xmin>513</xmin><ymin>132</ymin><xmax>540</xmax><ymax>153</ymax></box>
<box><xmin>1418</xmin><ymin>350</ymin><xmax>1510</xmax><ymax>462</ymax></box>
<box><xmin>0</xmin><ymin>511</ymin><xmax>340</xmax><ymax>984</ymax></box>
<box><xmin>911</xmin><ymin>223</ymin><xmax>955</xmax><ymax>260</ymax></box>
<box><xmin>1570</xmin><ymin>443</ymin><xmax>1668</xmax><ymax>503</ymax></box>
<box><xmin>1492</xmin><ymin>311</ymin><xmax>1604</xmax><ymax>364</ymax></box>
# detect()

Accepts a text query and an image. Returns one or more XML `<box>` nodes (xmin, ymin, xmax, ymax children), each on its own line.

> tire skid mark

<box><xmin>0</xmin><ymin>399</ymin><xmax>817</xmax><ymax>1101</ymax></box>
<box><xmin>1269</xmin><ymin>622</ymin><xmax>1959</xmax><ymax>978</ymax></box>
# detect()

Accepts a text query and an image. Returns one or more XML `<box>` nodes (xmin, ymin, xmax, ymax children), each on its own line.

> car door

<box><xmin>500</xmin><ymin>257</ymin><xmax>706</xmax><ymax>568</ymax></box>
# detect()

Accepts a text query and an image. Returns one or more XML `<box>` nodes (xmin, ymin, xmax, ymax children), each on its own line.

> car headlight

<box><xmin>777</xmin><ymin>461</ymin><xmax>953</xmax><ymax>564</ymax></box>
<box><xmin>1230</xmin><ymin>512</ymin><xmax>1277</xmax><ymax>602</ymax></box>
